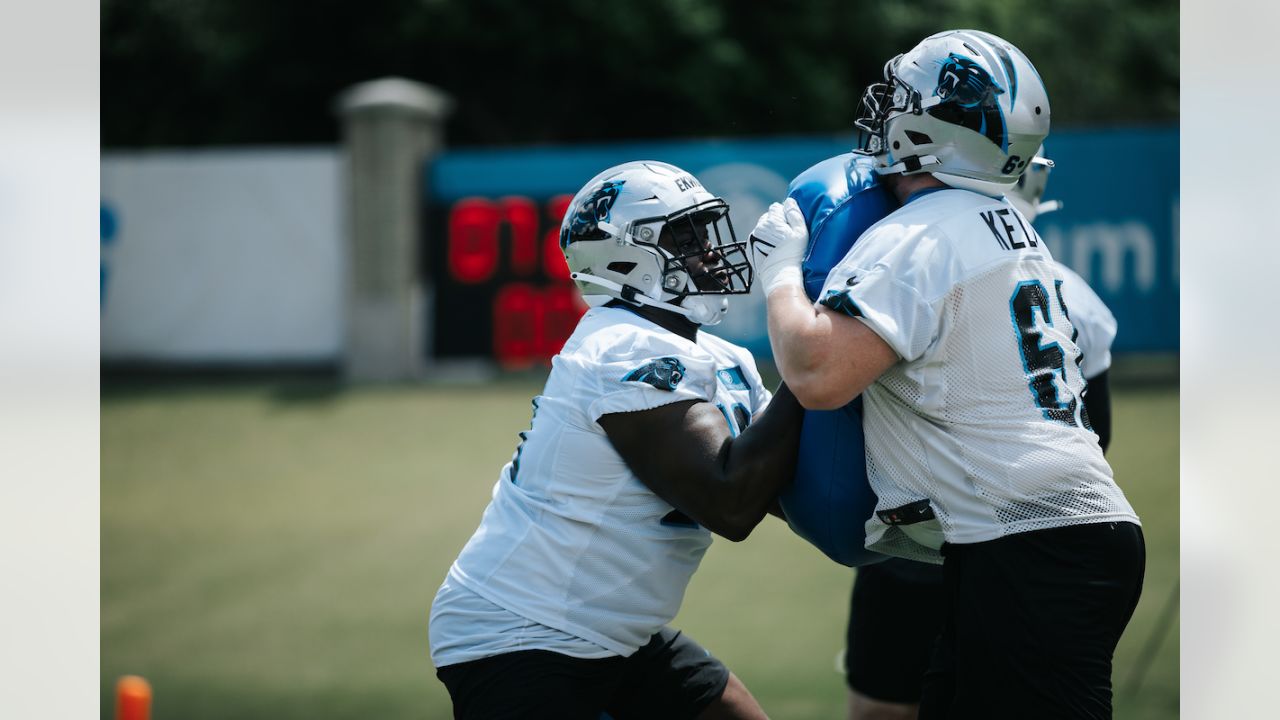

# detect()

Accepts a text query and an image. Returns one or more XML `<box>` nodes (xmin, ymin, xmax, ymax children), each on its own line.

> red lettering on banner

<box><xmin>447</xmin><ymin>198</ymin><xmax>500</xmax><ymax>284</ymax></box>
<box><xmin>438</xmin><ymin>194</ymin><xmax>591</xmax><ymax>364</ymax></box>
<box><xmin>500</xmin><ymin>196</ymin><xmax>539</xmax><ymax>276</ymax></box>
<box><xmin>541</xmin><ymin>284</ymin><xmax>588</xmax><ymax>357</ymax></box>
<box><xmin>492</xmin><ymin>283</ymin><xmax>588</xmax><ymax>368</ymax></box>
<box><xmin>493</xmin><ymin>283</ymin><xmax>542</xmax><ymax>369</ymax></box>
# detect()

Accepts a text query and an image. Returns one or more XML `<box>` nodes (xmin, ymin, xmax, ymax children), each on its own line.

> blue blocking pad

<box><xmin>778</xmin><ymin>154</ymin><xmax>895</xmax><ymax>567</ymax></box>
<box><xmin>778</xmin><ymin>400</ymin><xmax>885</xmax><ymax>567</ymax></box>
<box><xmin>789</xmin><ymin>154</ymin><xmax>896</xmax><ymax>300</ymax></box>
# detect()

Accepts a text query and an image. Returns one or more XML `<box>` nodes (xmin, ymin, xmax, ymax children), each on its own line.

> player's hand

<box><xmin>750</xmin><ymin>197</ymin><xmax>807</xmax><ymax>296</ymax></box>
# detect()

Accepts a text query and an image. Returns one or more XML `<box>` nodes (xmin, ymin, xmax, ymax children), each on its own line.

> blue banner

<box><xmin>1038</xmin><ymin>128</ymin><xmax>1179</xmax><ymax>353</ymax></box>
<box><xmin>427</xmin><ymin>127</ymin><xmax>1178</xmax><ymax>358</ymax></box>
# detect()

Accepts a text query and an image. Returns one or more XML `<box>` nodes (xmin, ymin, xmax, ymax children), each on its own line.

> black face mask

<box><xmin>635</xmin><ymin>200</ymin><xmax>754</xmax><ymax>298</ymax></box>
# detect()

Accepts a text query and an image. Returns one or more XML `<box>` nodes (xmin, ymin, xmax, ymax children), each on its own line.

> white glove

<box><xmin>749</xmin><ymin>197</ymin><xmax>808</xmax><ymax>296</ymax></box>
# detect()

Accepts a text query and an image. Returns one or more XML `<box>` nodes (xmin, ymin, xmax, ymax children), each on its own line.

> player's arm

<box><xmin>750</xmin><ymin>199</ymin><xmax>899</xmax><ymax>410</ymax></box>
<box><xmin>765</xmin><ymin>285</ymin><xmax>899</xmax><ymax>409</ymax></box>
<box><xmin>1084</xmin><ymin>369</ymin><xmax>1112</xmax><ymax>453</ymax></box>
<box><xmin>598</xmin><ymin>384</ymin><xmax>804</xmax><ymax>542</ymax></box>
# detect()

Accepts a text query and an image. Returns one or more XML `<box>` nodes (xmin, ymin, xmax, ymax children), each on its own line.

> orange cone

<box><xmin>115</xmin><ymin>675</ymin><xmax>152</xmax><ymax>720</ymax></box>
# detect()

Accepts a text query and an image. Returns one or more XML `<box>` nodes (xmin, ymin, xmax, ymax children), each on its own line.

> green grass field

<box><xmin>102</xmin><ymin>378</ymin><xmax>1178</xmax><ymax>719</ymax></box>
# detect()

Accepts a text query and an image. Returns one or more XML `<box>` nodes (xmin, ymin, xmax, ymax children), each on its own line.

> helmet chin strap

<box><xmin>570</xmin><ymin>272</ymin><xmax>726</xmax><ymax>326</ymax></box>
<box><xmin>880</xmin><ymin>154</ymin><xmax>941</xmax><ymax>175</ymax></box>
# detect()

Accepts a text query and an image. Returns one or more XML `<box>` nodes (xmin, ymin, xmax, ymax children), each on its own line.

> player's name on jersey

<box><xmin>979</xmin><ymin>208</ymin><xmax>1038</xmax><ymax>251</ymax></box>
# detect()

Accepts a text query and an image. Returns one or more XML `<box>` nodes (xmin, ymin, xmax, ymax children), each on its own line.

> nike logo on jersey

<box><xmin>980</xmin><ymin>208</ymin><xmax>1037</xmax><ymax>251</ymax></box>
<box><xmin>876</xmin><ymin>499</ymin><xmax>937</xmax><ymax>526</ymax></box>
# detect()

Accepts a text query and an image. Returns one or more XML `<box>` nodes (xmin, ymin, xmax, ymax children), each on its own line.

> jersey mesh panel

<box><xmin>864</xmin><ymin>262</ymin><xmax>1134</xmax><ymax>550</ymax></box>
<box><xmin>947</xmin><ymin>265</ymin><xmax>1132</xmax><ymax>532</ymax></box>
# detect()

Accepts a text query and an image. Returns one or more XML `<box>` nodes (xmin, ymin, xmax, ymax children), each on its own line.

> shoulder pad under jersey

<box><xmin>788</xmin><ymin>154</ymin><xmax>897</xmax><ymax>301</ymax></box>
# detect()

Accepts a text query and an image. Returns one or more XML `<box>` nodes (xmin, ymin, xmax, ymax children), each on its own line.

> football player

<box><xmin>812</xmin><ymin>150</ymin><xmax>1120</xmax><ymax>720</ymax></box>
<box><xmin>750</xmin><ymin>30</ymin><xmax>1144</xmax><ymax>716</ymax></box>
<box><xmin>430</xmin><ymin>161</ymin><xmax>803</xmax><ymax>720</ymax></box>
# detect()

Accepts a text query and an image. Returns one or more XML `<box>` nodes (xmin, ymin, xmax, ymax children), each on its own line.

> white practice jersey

<box><xmin>1056</xmin><ymin>263</ymin><xmax>1118</xmax><ymax>380</ymax></box>
<box><xmin>817</xmin><ymin>188</ymin><xmax>1137</xmax><ymax>563</ymax></box>
<box><xmin>431</xmin><ymin>306</ymin><xmax>770</xmax><ymax>663</ymax></box>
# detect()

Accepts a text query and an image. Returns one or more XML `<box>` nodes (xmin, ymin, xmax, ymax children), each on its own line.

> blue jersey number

<box><xmin>1009</xmin><ymin>280</ymin><xmax>1081</xmax><ymax>427</ymax></box>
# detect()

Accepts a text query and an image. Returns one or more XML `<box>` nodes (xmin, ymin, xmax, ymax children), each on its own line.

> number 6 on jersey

<box><xmin>1009</xmin><ymin>279</ymin><xmax>1085</xmax><ymax>428</ymax></box>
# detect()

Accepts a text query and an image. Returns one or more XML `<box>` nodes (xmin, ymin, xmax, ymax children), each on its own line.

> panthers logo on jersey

<box><xmin>819</xmin><ymin>288</ymin><xmax>863</xmax><ymax>318</ymax></box>
<box><xmin>623</xmin><ymin>357</ymin><xmax>686</xmax><ymax>391</ymax></box>
<box><xmin>933</xmin><ymin>53</ymin><xmax>1008</xmax><ymax>151</ymax></box>
<box><xmin>561</xmin><ymin>180</ymin><xmax>625</xmax><ymax>247</ymax></box>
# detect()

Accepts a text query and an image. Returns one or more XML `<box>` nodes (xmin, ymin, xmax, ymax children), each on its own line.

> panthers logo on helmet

<box><xmin>561</xmin><ymin>180</ymin><xmax>625</xmax><ymax>248</ymax></box>
<box><xmin>623</xmin><ymin>357</ymin><xmax>686</xmax><ymax>391</ymax></box>
<box><xmin>936</xmin><ymin>54</ymin><xmax>1003</xmax><ymax>108</ymax></box>
<box><xmin>933</xmin><ymin>53</ymin><xmax>1008</xmax><ymax>151</ymax></box>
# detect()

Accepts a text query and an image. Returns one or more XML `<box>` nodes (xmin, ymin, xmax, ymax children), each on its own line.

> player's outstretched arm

<box><xmin>599</xmin><ymin>385</ymin><xmax>804</xmax><ymax>542</ymax></box>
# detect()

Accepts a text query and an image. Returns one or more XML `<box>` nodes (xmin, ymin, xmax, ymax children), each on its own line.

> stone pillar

<box><xmin>336</xmin><ymin>78</ymin><xmax>452</xmax><ymax>382</ymax></box>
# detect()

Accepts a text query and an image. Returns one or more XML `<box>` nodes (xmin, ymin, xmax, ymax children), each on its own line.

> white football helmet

<box><xmin>853</xmin><ymin>29</ymin><xmax>1051</xmax><ymax>196</ymax></box>
<box><xmin>1005</xmin><ymin>146</ymin><xmax>1063</xmax><ymax>223</ymax></box>
<box><xmin>559</xmin><ymin>161</ymin><xmax>753</xmax><ymax>326</ymax></box>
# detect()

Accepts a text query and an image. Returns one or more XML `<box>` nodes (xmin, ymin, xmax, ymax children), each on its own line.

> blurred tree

<box><xmin>102</xmin><ymin>0</ymin><xmax>1178</xmax><ymax>148</ymax></box>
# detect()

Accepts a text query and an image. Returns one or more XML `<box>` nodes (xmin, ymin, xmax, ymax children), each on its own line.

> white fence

<box><xmin>101</xmin><ymin>148</ymin><xmax>343</xmax><ymax>363</ymax></box>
